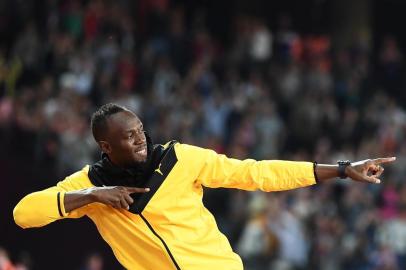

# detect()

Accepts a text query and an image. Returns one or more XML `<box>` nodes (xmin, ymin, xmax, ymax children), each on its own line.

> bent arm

<box><xmin>64</xmin><ymin>186</ymin><xmax>149</xmax><ymax>212</ymax></box>
<box><xmin>13</xmin><ymin>187</ymin><xmax>91</xmax><ymax>229</ymax></box>
<box><xmin>64</xmin><ymin>189</ymin><xmax>95</xmax><ymax>213</ymax></box>
<box><xmin>14</xmin><ymin>181</ymin><xmax>149</xmax><ymax>228</ymax></box>
<box><xmin>13</xmin><ymin>169</ymin><xmax>94</xmax><ymax>229</ymax></box>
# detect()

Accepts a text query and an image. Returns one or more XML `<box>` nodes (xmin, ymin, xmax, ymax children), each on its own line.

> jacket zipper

<box><xmin>139</xmin><ymin>213</ymin><xmax>181</xmax><ymax>270</ymax></box>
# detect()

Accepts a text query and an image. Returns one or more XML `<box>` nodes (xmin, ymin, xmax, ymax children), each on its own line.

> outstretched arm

<box><xmin>178</xmin><ymin>144</ymin><xmax>317</xmax><ymax>191</ymax></box>
<box><xmin>176</xmin><ymin>144</ymin><xmax>396</xmax><ymax>191</ymax></box>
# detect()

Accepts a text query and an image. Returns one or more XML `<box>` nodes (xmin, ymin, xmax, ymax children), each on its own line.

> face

<box><xmin>99</xmin><ymin>110</ymin><xmax>148</xmax><ymax>167</ymax></box>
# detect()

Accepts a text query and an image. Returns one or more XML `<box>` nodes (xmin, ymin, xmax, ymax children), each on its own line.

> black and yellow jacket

<box><xmin>13</xmin><ymin>142</ymin><xmax>316</xmax><ymax>270</ymax></box>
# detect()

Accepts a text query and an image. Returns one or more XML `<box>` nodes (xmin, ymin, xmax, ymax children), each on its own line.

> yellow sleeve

<box><xmin>177</xmin><ymin>144</ymin><xmax>316</xmax><ymax>191</ymax></box>
<box><xmin>13</xmin><ymin>166</ymin><xmax>94</xmax><ymax>229</ymax></box>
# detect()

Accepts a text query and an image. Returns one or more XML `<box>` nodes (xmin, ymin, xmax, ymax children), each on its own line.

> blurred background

<box><xmin>1</xmin><ymin>0</ymin><xmax>406</xmax><ymax>269</ymax></box>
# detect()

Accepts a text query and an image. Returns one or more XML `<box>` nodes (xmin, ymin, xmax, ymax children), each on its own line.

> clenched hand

<box><xmin>64</xmin><ymin>186</ymin><xmax>150</xmax><ymax>213</ymax></box>
<box><xmin>91</xmin><ymin>186</ymin><xmax>150</xmax><ymax>210</ymax></box>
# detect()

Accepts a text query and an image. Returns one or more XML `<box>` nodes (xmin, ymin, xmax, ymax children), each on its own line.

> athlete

<box><xmin>13</xmin><ymin>103</ymin><xmax>396</xmax><ymax>270</ymax></box>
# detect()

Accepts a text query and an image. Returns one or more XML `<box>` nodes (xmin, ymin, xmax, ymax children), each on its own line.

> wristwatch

<box><xmin>337</xmin><ymin>160</ymin><xmax>351</xmax><ymax>179</ymax></box>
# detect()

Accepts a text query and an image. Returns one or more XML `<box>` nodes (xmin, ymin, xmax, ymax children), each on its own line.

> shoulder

<box><xmin>174</xmin><ymin>143</ymin><xmax>217</xmax><ymax>161</ymax></box>
<box><xmin>56</xmin><ymin>165</ymin><xmax>94</xmax><ymax>191</ymax></box>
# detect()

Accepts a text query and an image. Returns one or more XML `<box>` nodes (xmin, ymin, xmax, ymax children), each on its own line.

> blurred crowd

<box><xmin>1</xmin><ymin>0</ymin><xmax>406</xmax><ymax>269</ymax></box>
<box><xmin>0</xmin><ymin>246</ymin><xmax>103</xmax><ymax>270</ymax></box>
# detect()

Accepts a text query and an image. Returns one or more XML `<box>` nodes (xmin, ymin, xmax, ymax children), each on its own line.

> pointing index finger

<box><xmin>373</xmin><ymin>157</ymin><xmax>397</xmax><ymax>165</ymax></box>
<box><xmin>125</xmin><ymin>187</ymin><xmax>150</xmax><ymax>194</ymax></box>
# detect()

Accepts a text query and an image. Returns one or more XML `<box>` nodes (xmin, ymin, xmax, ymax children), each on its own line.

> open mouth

<box><xmin>135</xmin><ymin>147</ymin><xmax>147</xmax><ymax>155</ymax></box>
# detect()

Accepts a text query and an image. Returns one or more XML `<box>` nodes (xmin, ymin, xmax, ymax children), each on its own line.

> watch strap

<box><xmin>337</xmin><ymin>160</ymin><xmax>351</xmax><ymax>179</ymax></box>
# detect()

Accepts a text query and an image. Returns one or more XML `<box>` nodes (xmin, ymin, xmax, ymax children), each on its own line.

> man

<box><xmin>13</xmin><ymin>103</ymin><xmax>395</xmax><ymax>270</ymax></box>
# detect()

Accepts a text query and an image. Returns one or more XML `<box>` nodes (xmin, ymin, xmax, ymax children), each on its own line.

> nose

<box><xmin>134</xmin><ymin>133</ymin><xmax>146</xmax><ymax>146</ymax></box>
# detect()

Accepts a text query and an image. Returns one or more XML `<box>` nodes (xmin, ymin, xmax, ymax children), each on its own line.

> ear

<box><xmin>98</xmin><ymin>141</ymin><xmax>112</xmax><ymax>154</ymax></box>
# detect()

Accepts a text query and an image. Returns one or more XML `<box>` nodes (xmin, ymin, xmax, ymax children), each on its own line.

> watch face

<box><xmin>338</xmin><ymin>160</ymin><xmax>351</xmax><ymax>165</ymax></box>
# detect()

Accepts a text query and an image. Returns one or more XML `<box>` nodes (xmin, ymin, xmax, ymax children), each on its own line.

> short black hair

<box><xmin>91</xmin><ymin>103</ymin><xmax>127</xmax><ymax>141</ymax></box>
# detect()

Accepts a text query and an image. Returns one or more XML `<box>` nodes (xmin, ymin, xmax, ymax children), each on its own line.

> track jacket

<box><xmin>13</xmin><ymin>142</ymin><xmax>316</xmax><ymax>270</ymax></box>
